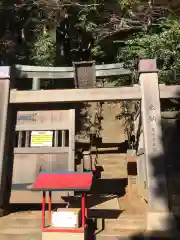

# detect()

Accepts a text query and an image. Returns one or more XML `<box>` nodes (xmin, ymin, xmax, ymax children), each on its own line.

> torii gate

<box><xmin>0</xmin><ymin>59</ymin><xmax>178</xmax><ymax>235</ymax></box>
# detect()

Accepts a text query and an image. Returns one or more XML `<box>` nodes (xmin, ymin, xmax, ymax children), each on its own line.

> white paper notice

<box><xmin>30</xmin><ymin>131</ymin><xmax>53</xmax><ymax>147</ymax></box>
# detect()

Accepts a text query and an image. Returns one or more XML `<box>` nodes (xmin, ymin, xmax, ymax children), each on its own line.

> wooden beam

<box><xmin>14</xmin><ymin>147</ymin><xmax>69</xmax><ymax>154</ymax></box>
<box><xmin>160</xmin><ymin>85</ymin><xmax>180</xmax><ymax>99</ymax></box>
<box><xmin>10</xmin><ymin>86</ymin><xmax>141</xmax><ymax>103</ymax></box>
<box><xmin>161</xmin><ymin>111</ymin><xmax>180</xmax><ymax>119</ymax></box>
<box><xmin>15</xmin><ymin>63</ymin><xmax>131</xmax><ymax>79</ymax></box>
<box><xmin>9</xmin><ymin>84</ymin><xmax>180</xmax><ymax>104</ymax></box>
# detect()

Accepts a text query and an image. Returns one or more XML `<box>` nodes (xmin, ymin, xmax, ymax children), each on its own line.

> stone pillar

<box><xmin>0</xmin><ymin>67</ymin><xmax>15</xmax><ymax>214</ymax></box>
<box><xmin>139</xmin><ymin>59</ymin><xmax>177</xmax><ymax>234</ymax></box>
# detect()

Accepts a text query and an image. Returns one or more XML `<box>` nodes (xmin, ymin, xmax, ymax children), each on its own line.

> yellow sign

<box><xmin>31</xmin><ymin>131</ymin><xmax>53</xmax><ymax>147</ymax></box>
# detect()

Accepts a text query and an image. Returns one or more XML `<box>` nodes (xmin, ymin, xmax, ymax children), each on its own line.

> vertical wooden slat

<box><xmin>68</xmin><ymin>109</ymin><xmax>75</xmax><ymax>171</ymax></box>
<box><xmin>65</xmin><ymin>130</ymin><xmax>69</xmax><ymax>147</ymax></box>
<box><xmin>61</xmin><ymin>130</ymin><xmax>65</xmax><ymax>147</ymax></box>
<box><xmin>54</xmin><ymin>130</ymin><xmax>58</xmax><ymax>147</ymax></box>
<box><xmin>68</xmin><ymin>109</ymin><xmax>75</xmax><ymax>197</ymax></box>
<box><xmin>18</xmin><ymin>131</ymin><xmax>22</xmax><ymax>148</ymax></box>
<box><xmin>25</xmin><ymin>131</ymin><xmax>30</xmax><ymax>147</ymax></box>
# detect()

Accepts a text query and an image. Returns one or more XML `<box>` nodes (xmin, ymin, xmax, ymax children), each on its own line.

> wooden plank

<box><xmin>16</xmin><ymin>123</ymin><xmax>71</xmax><ymax>131</ymax></box>
<box><xmin>16</xmin><ymin>110</ymin><xmax>72</xmax><ymax>130</ymax></box>
<box><xmin>10</xmin><ymin>86</ymin><xmax>141</xmax><ymax>104</ymax></box>
<box><xmin>139</xmin><ymin>60</ymin><xmax>169</xmax><ymax>213</ymax></box>
<box><xmin>15</xmin><ymin>63</ymin><xmax>131</xmax><ymax>79</ymax></box>
<box><xmin>14</xmin><ymin>147</ymin><xmax>69</xmax><ymax>154</ymax></box>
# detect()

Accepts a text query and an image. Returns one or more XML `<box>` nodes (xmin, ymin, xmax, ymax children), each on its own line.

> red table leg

<box><xmin>85</xmin><ymin>194</ymin><xmax>87</xmax><ymax>218</ymax></box>
<box><xmin>81</xmin><ymin>194</ymin><xmax>85</xmax><ymax>227</ymax></box>
<box><xmin>42</xmin><ymin>191</ymin><xmax>46</xmax><ymax>229</ymax></box>
<box><xmin>48</xmin><ymin>191</ymin><xmax>52</xmax><ymax>225</ymax></box>
<box><xmin>81</xmin><ymin>193</ymin><xmax>87</xmax><ymax>228</ymax></box>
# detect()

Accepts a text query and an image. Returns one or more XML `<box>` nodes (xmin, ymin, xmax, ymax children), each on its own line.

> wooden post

<box><xmin>32</xmin><ymin>77</ymin><xmax>40</xmax><ymax>90</ymax></box>
<box><xmin>139</xmin><ymin>59</ymin><xmax>177</xmax><ymax>233</ymax></box>
<box><xmin>0</xmin><ymin>67</ymin><xmax>15</xmax><ymax>215</ymax></box>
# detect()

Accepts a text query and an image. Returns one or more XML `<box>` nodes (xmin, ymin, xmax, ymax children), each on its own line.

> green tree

<box><xmin>117</xmin><ymin>18</ymin><xmax>180</xmax><ymax>84</ymax></box>
<box><xmin>31</xmin><ymin>32</ymin><xmax>56</xmax><ymax>66</ymax></box>
<box><xmin>0</xmin><ymin>0</ymin><xmax>180</xmax><ymax>69</ymax></box>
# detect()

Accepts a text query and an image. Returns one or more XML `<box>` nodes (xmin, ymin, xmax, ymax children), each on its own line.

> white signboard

<box><xmin>30</xmin><ymin>131</ymin><xmax>53</xmax><ymax>147</ymax></box>
<box><xmin>52</xmin><ymin>211</ymin><xmax>77</xmax><ymax>228</ymax></box>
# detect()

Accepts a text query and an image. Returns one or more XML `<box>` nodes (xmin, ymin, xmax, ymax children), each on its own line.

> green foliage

<box><xmin>118</xmin><ymin>0</ymin><xmax>140</xmax><ymax>13</ymax></box>
<box><xmin>31</xmin><ymin>32</ymin><xmax>56</xmax><ymax>66</ymax></box>
<box><xmin>1</xmin><ymin>0</ymin><xmax>180</xmax><ymax>80</ymax></box>
<box><xmin>117</xmin><ymin>18</ymin><xmax>180</xmax><ymax>84</ymax></box>
<box><xmin>77</xmin><ymin>4</ymin><xmax>99</xmax><ymax>33</ymax></box>
<box><xmin>91</xmin><ymin>45</ymin><xmax>105</xmax><ymax>59</ymax></box>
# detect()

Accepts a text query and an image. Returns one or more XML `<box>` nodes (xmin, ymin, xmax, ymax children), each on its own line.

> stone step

<box><xmin>0</xmin><ymin>211</ymin><xmax>42</xmax><ymax>224</ymax></box>
<box><xmin>100</xmin><ymin>171</ymin><xmax>127</xmax><ymax>179</ymax></box>
<box><xmin>96</xmin><ymin>229</ymin><xmax>145</xmax><ymax>240</ymax></box>
<box><xmin>0</xmin><ymin>214</ymin><xmax>42</xmax><ymax>229</ymax></box>
<box><xmin>96</xmin><ymin>228</ymin><xmax>180</xmax><ymax>240</ymax></box>
<box><xmin>97</xmin><ymin>159</ymin><xmax>126</xmax><ymax>165</ymax></box>
<box><xmin>104</xmin><ymin>215</ymin><xmax>146</xmax><ymax>231</ymax></box>
<box><xmin>0</xmin><ymin>228</ymin><xmax>40</xmax><ymax>235</ymax></box>
<box><xmin>0</xmin><ymin>213</ymin><xmax>41</xmax><ymax>240</ymax></box>
<box><xmin>90</xmin><ymin>197</ymin><xmax>120</xmax><ymax>210</ymax></box>
<box><xmin>97</xmin><ymin>160</ymin><xmax>126</xmax><ymax>166</ymax></box>
<box><xmin>99</xmin><ymin>164</ymin><xmax>127</xmax><ymax>171</ymax></box>
<box><xmin>0</xmin><ymin>219</ymin><xmax>41</xmax><ymax>230</ymax></box>
<box><xmin>0</xmin><ymin>233</ymin><xmax>41</xmax><ymax>240</ymax></box>
<box><xmin>97</xmin><ymin>155</ymin><xmax>126</xmax><ymax>165</ymax></box>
